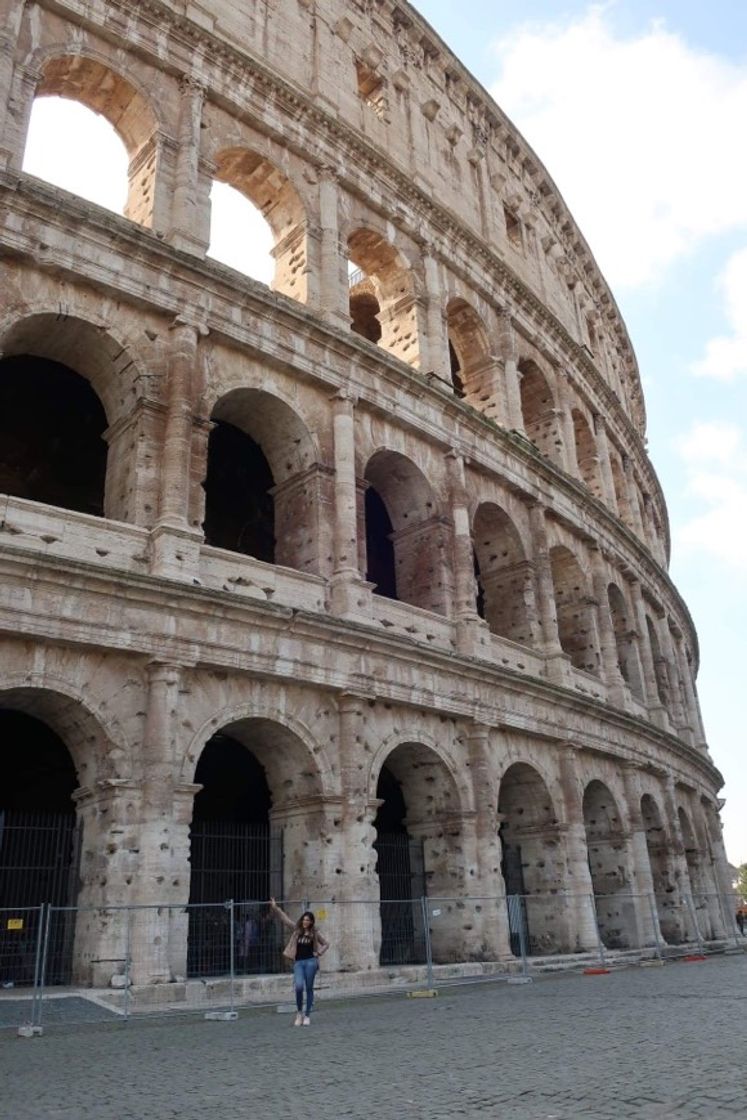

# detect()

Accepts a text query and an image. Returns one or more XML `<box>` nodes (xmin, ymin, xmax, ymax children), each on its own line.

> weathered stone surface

<box><xmin>0</xmin><ymin>0</ymin><xmax>730</xmax><ymax>985</ymax></box>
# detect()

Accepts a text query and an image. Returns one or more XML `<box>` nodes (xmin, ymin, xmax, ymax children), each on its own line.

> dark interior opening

<box><xmin>365</xmin><ymin>486</ymin><xmax>397</xmax><ymax>600</ymax></box>
<box><xmin>202</xmin><ymin>420</ymin><xmax>275</xmax><ymax>561</ymax></box>
<box><xmin>0</xmin><ymin>356</ymin><xmax>107</xmax><ymax>516</ymax></box>
<box><xmin>350</xmin><ymin>291</ymin><xmax>382</xmax><ymax>343</ymax></box>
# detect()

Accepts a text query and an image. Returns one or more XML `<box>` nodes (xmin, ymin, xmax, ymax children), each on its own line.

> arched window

<box><xmin>607</xmin><ymin>584</ymin><xmax>644</xmax><ymax>699</ymax></box>
<box><xmin>549</xmin><ymin>546</ymin><xmax>599</xmax><ymax>675</ymax></box>
<box><xmin>571</xmin><ymin>408</ymin><xmax>603</xmax><ymax>498</ymax></box>
<box><xmin>472</xmin><ymin>503</ymin><xmax>532</xmax><ymax>645</ymax></box>
<box><xmin>211</xmin><ymin>149</ymin><xmax>307</xmax><ymax>302</ymax></box>
<box><xmin>23</xmin><ymin>56</ymin><xmax>159</xmax><ymax>226</ymax></box>
<box><xmin>348</xmin><ymin>230</ymin><xmax>421</xmax><ymax>367</ymax></box>
<box><xmin>446</xmin><ymin>299</ymin><xmax>490</xmax><ymax>403</ymax></box>
<box><xmin>519</xmin><ymin>360</ymin><xmax>562</xmax><ymax>466</ymax></box>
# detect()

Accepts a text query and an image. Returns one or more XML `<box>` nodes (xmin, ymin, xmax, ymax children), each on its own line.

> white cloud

<box><xmin>674</xmin><ymin>421</ymin><xmax>747</xmax><ymax>566</ymax></box>
<box><xmin>489</xmin><ymin>7</ymin><xmax>747</xmax><ymax>290</ymax></box>
<box><xmin>693</xmin><ymin>246</ymin><xmax>747</xmax><ymax>380</ymax></box>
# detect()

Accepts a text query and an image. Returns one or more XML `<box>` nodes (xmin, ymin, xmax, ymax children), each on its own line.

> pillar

<box><xmin>313</xmin><ymin>167</ymin><xmax>349</xmax><ymax>325</ymax></box>
<box><xmin>150</xmin><ymin>318</ymin><xmax>205</xmax><ymax>579</ymax></box>
<box><xmin>556</xmin><ymin>372</ymin><xmax>580</xmax><ymax>477</ymax></box>
<box><xmin>558</xmin><ymin>748</ymin><xmax>602</xmax><ymax>951</ymax></box>
<box><xmin>422</xmin><ymin>251</ymin><xmax>451</xmax><ymax>383</ymax></box>
<box><xmin>335</xmin><ymin>692</ymin><xmax>380</xmax><ymax>971</ymax></box>
<box><xmin>622</xmin><ymin>766</ymin><xmax>662</xmax><ymax>946</ymax></box>
<box><xmin>660</xmin><ymin>773</ymin><xmax>698</xmax><ymax>941</ymax></box>
<box><xmin>593</xmin><ymin>416</ymin><xmax>619</xmax><ymax>514</ymax></box>
<box><xmin>328</xmin><ymin>389</ymin><xmax>372</xmax><ymax>619</ymax></box>
<box><xmin>527</xmin><ymin>502</ymin><xmax>567</xmax><ymax>683</ymax></box>
<box><xmin>497</xmin><ymin>308</ymin><xmax>524</xmax><ymax>432</ymax></box>
<box><xmin>466</xmin><ymin>723</ymin><xmax>512</xmax><ymax>959</ymax></box>
<box><xmin>4</xmin><ymin>61</ymin><xmax>39</xmax><ymax>171</ymax></box>
<box><xmin>672</xmin><ymin>629</ymin><xmax>706</xmax><ymax>746</ymax></box>
<box><xmin>447</xmin><ymin>450</ymin><xmax>488</xmax><ymax>657</ymax></box>
<box><xmin>590</xmin><ymin>549</ymin><xmax>626</xmax><ymax>700</ymax></box>
<box><xmin>0</xmin><ymin>8</ymin><xmax>24</xmax><ymax>169</ymax></box>
<box><xmin>167</xmin><ymin>77</ymin><xmax>210</xmax><ymax>254</ymax></box>
<box><xmin>629</xmin><ymin>579</ymin><xmax>670</xmax><ymax>728</ymax></box>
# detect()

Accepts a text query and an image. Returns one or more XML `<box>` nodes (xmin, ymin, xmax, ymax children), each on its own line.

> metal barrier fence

<box><xmin>0</xmin><ymin>891</ymin><xmax>742</xmax><ymax>1034</ymax></box>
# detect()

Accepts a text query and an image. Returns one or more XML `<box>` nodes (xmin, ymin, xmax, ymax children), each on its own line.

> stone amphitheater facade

<box><xmin>0</xmin><ymin>0</ymin><xmax>732</xmax><ymax>988</ymax></box>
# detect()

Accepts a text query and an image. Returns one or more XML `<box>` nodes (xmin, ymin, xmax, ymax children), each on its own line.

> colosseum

<box><xmin>0</xmin><ymin>0</ymin><xmax>734</xmax><ymax>995</ymax></box>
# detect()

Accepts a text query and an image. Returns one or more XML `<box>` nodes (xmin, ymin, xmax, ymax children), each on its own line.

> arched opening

<box><xmin>0</xmin><ymin>356</ymin><xmax>107</xmax><ymax>516</ymax></box>
<box><xmin>472</xmin><ymin>503</ymin><xmax>532</xmax><ymax>645</ymax></box>
<box><xmin>348</xmin><ymin>229</ymin><xmax>421</xmax><ymax>367</ymax></box>
<box><xmin>208</xmin><ymin>180</ymin><xmax>274</xmax><ymax>285</ymax></box>
<box><xmin>203</xmin><ymin>390</ymin><xmax>324</xmax><ymax>575</ymax></box>
<box><xmin>498</xmin><ymin>763</ymin><xmax>570</xmax><ymax>955</ymax></box>
<box><xmin>363</xmin><ymin>450</ymin><xmax>450</xmax><ymax>615</ymax></box>
<box><xmin>23</xmin><ymin>56</ymin><xmax>159</xmax><ymax>227</ymax></box>
<box><xmin>212</xmin><ymin>149</ymin><xmax>308</xmax><ymax>302</ymax></box>
<box><xmin>446</xmin><ymin>299</ymin><xmax>490</xmax><ymax>404</ymax></box>
<box><xmin>374</xmin><ymin>742</ymin><xmax>463</xmax><ymax>964</ymax></box>
<box><xmin>571</xmin><ymin>409</ymin><xmax>603</xmax><ymax>499</ymax></box>
<box><xmin>610</xmin><ymin>453</ymin><xmax>633</xmax><ymax>526</ymax></box>
<box><xmin>0</xmin><ymin>710</ymin><xmax>80</xmax><ymax>985</ymax></box>
<box><xmin>641</xmin><ymin>794</ymin><xmax>684</xmax><ymax>944</ymax></box>
<box><xmin>188</xmin><ymin>717</ymin><xmax>323</xmax><ymax>978</ymax></box>
<box><xmin>203</xmin><ymin>421</ymin><xmax>275</xmax><ymax>562</ymax></box>
<box><xmin>583</xmin><ymin>781</ymin><xmax>636</xmax><ymax>948</ymax></box>
<box><xmin>607</xmin><ymin>584</ymin><xmax>644</xmax><ymax>699</ymax></box>
<box><xmin>519</xmin><ymin>360</ymin><xmax>562</xmax><ymax>466</ymax></box>
<box><xmin>549</xmin><ymin>546</ymin><xmax>599</xmax><ymax>675</ymax></box>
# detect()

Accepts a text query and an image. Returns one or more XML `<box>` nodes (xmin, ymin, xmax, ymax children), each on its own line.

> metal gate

<box><xmin>375</xmin><ymin>832</ymin><xmax>426</xmax><ymax>965</ymax></box>
<box><xmin>187</xmin><ymin>822</ymin><xmax>283</xmax><ymax>977</ymax></box>
<box><xmin>502</xmin><ymin>842</ymin><xmax>529</xmax><ymax>956</ymax></box>
<box><xmin>0</xmin><ymin>809</ymin><xmax>81</xmax><ymax>986</ymax></box>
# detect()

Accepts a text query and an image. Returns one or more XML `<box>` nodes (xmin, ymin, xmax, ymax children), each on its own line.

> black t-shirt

<box><xmin>295</xmin><ymin>933</ymin><xmax>315</xmax><ymax>960</ymax></box>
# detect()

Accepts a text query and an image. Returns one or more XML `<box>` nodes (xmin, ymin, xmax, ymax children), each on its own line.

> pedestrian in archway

<box><xmin>269</xmin><ymin>897</ymin><xmax>329</xmax><ymax>1026</ymax></box>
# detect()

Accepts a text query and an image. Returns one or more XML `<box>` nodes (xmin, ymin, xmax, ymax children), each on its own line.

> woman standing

<box><xmin>269</xmin><ymin>897</ymin><xmax>329</xmax><ymax>1026</ymax></box>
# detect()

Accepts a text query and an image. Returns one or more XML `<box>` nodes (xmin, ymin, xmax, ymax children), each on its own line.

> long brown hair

<box><xmin>296</xmin><ymin>910</ymin><xmax>315</xmax><ymax>932</ymax></box>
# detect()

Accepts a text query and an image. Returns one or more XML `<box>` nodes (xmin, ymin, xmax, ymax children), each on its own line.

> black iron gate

<box><xmin>0</xmin><ymin>809</ymin><xmax>81</xmax><ymax>986</ymax></box>
<box><xmin>502</xmin><ymin>842</ymin><xmax>529</xmax><ymax>956</ymax></box>
<box><xmin>375</xmin><ymin>832</ymin><xmax>426</xmax><ymax>965</ymax></box>
<box><xmin>187</xmin><ymin>822</ymin><xmax>283</xmax><ymax>977</ymax></box>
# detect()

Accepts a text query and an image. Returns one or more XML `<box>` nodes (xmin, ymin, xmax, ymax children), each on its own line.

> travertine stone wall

<box><xmin>0</xmin><ymin>0</ymin><xmax>731</xmax><ymax>983</ymax></box>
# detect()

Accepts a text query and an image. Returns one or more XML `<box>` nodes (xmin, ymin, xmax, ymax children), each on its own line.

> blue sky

<box><xmin>21</xmin><ymin>2</ymin><xmax>747</xmax><ymax>864</ymax></box>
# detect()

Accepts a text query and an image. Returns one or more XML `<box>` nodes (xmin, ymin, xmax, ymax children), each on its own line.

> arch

<box><xmin>609</xmin><ymin>452</ymin><xmax>633</xmax><ymax>526</ymax></box>
<box><xmin>583</xmin><ymin>780</ymin><xmax>637</xmax><ymax>948</ymax></box>
<box><xmin>212</xmin><ymin>148</ymin><xmax>308</xmax><ymax>302</ymax></box>
<box><xmin>571</xmin><ymin>408</ymin><xmax>603</xmax><ymax>498</ymax></box>
<box><xmin>498</xmin><ymin>762</ymin><xmax>569</xmax><ymax>955</ymax></box>
<box><xmin>373</xmin><ymin>739</ymin><xmax>466</xmax><ymax>964</ymax></box>
<box><xmin>518</xmin><ymin>360</ymin><xmax>562</xmax><ymax>466</ymax></box>
<box><xmin>30</xmin><ymin>53</ymin><xmax>161</xmax><ymax>227</ymax></box>
<box><xmin>348</xmin><ymin>228</ymin><xmax>422</xmax><ymax>367</ymax></box>
<box><xmin>446</xmin><ymin>298</ymin><xmax>491</xmax><ymax>402</ymax></box>
<box><xmin>646</xmin><ymin>615</ymin><xmax>670</xmax><ymax>707</ymax></box>
<box><xmin>549</xmin><ymin>545</ymin><xmax>599</xmax><ymax>675</ymax></box>
<box><xmin>472</xmin><ymin>502</ymin><xmax>532</xmax><ymax>645</ymax></box>
<box><xmin>363</xmin><ymin>449</ymin><xmax>450</xmax><ymax>615</ymax></box>
<box><xmin>641</xmin><ymin>793</ymin><xmax>684</xmax><ymax>944</ymax></box>
<box><xmin>204</xmin><ymin>389</ymin><xmax>326</xmax><ymax>574</ymax></box>
<box><xmin>607</xmin><ymin>583</ymin><xmax>644</xmax><ymax>699</ymax></box>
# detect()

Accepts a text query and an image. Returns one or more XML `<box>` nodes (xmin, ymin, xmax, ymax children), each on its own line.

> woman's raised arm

<box><xmin>269</xmin><ymin>897</ymin><xmax>296</xmax><ymax>930</ymax></box>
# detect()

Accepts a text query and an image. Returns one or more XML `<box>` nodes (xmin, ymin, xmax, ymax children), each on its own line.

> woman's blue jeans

<box><xmin>293</xmin><ymin>958</ymin><xmax>318</xmax><ymax>1014</ymax></box>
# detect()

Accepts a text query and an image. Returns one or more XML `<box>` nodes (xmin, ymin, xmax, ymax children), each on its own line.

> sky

<box><xmin>21</xmin><ymin>1</ymin><xmax>747</xmax><ymax>864</ymax></box>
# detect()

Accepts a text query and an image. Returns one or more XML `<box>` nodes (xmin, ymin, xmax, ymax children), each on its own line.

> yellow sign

<box><xmin>7</xmin><ymin>918</ymin><xmax>23</xmax><ymax>931</ymax></box>
<box><xmin>316</xmin><ymin>908</ymin><xmax>327</xmax><ymax>921</ymax></box>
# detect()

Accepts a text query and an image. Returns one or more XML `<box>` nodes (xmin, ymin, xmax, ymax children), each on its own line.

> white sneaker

<box><xmin>294</xmin><ymin>1013</ymin><xmax>303</xmax><ymax>1026</ymax></box>
<box><xmin>302</xmin><ymin>1015</ymin><xmax>311</xmax><ymax>1026</ymax></box>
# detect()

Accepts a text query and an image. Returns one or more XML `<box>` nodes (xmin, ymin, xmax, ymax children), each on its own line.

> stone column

<box><xmin>701</xmin><ymin>800</ymin><xmax>735</xmax><ymax>938</ymax></box>
<box><xmin>557</xmin><ymin>372</ymin><xmax>580</xmax><ymax>477</ymax></box>
<box><xmin>623</xmin><ymin>457</ymin><xmax>646</xmax><ymax>539</ymax></box>
<box><xmin>129</xmin><ymin>662</ymin><xmax>197</xmax><ymax>985</ymax></box>
<box><xmin>167</xmin><ymin>77</ymin><xmax>210</xmax><ymax>255</ymax></box>
<box><xmin>316</xmin><ymin>167</ymin><xmax>349</xmax><ymax>325</ymax></box>
<box><xmin>466</xmin><ymin>723</ymin><xmax>512</xmax><ymax>959</ymax></box>
<box><xmin>335</xmin><ymin>692</ymin><xmax>380</xmax><ymax>971</ymax></box>
<box><xmin>657</xmin><ymin>620</ymin><xmax>688</xmax><ymax>731</ymax></box>
<box><xmin>328</xmin><ymin>390</ymin><xmax>372</xmax><ymax>620</ymax></box>
<box><xmin>629</xmin><ymin>579</ymin><xmax>669</xmax><ymax>729</ymax></box>
<box><xmin>558</xmin><ymin>748</ymin><xmax>602</xmax><ymax>951</ymax></box>
<box><xmin>527</xmin><ymin>503</ymin><xmax>568</xmax><ymax>686</ymax></box>
<box><xmin>590</xmin><ymin>549</ymin><xmax>626</xmax><ymax>701</ymax></box>
<box><xmin>447</xmin><ymin>450</ymin><xmax>488</xmax><ymax>657</ymax></box>
<box><xmin>497</xmin><ymin>308</ymin><xmax>524</xmax><ymax>432</ymax></box>
<box><xmin>672</xmin><ymin>630</ymin><xmax>706</xmax><ymax>746</ymax></box>
<box><xmin>0</xmin><ymin>9</ymin><xmax>24</xmax><ymax>169</ymax></box>
<box><xmin>622</xmin><ymin>766</ymin><xmax>662</xmax><ymax>945</ymax></box>
<box><xmin>593</xmin><ymin>416</ymin><xmax>619</xmax><ymax>514</ymax></box>
<box><xmin>422</xmin><ymin>251</ymin><xmax>451</xmax><ymax>383</ymax></box>
<box><xmin>4</xmin><ymin>61</ymin><xmax>39</xmax><ymax>171</ymax></box>
<box><xmin>150</xmin><ymin>318</ymin><xmax>205</xmax><ymax>579</ymax></box>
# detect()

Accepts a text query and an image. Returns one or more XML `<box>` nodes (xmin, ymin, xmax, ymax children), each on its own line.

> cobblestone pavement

<box><xmin>1</xmin><ymin>955</ymin><xmax>746</xmax><ymax>1120</ymax></box>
